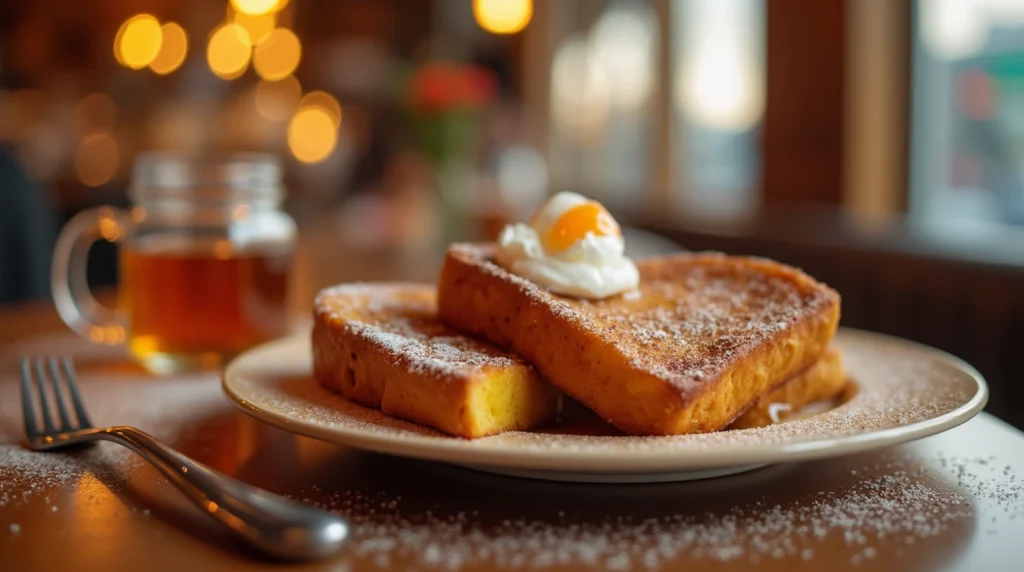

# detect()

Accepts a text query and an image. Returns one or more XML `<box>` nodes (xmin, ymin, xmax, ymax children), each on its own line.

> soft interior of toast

<box><xmin>468</xmin><ymin>367</ymin><xmax>560</xmax><ymax>435</ymax></box>
<box><xmin>315</xmin><ymin>283</ymin><xmax>562</xmax><ymax>438</ymax></box>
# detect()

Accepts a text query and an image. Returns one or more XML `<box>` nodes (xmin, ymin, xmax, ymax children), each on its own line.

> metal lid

<box><xmin>129</xmin><ymin>151</ymin><xmax>284</xmax><ymax>204</ymax></box>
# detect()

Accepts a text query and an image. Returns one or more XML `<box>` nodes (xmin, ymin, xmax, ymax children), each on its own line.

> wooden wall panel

<box><xmin>763</xmin><ymin>0</ymin><xmax>848</xmax><ymax>206</ymax></box>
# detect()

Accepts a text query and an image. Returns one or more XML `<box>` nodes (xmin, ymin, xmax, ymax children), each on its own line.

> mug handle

<box><xmin>51</xmin><ymin>207</ymin><xmax>129</xmax><ymax>345</ymax></box>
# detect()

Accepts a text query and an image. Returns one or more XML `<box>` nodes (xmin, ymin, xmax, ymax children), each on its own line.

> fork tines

<box><xmin>20</xmin><ymin>356</ymin><xmax>92</xmax><ymax>437</ymax></box>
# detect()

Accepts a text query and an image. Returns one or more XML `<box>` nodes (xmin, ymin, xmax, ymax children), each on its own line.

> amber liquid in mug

<box><xmin>119</xmin><ymin>237</ymin><xmax>292</xmax><ymax>372</ymax></box>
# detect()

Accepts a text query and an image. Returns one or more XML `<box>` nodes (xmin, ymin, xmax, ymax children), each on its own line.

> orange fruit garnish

<box><xmin>542</xmin><ymin>202</ymin><xmax>621</xmax><ymax>253</ymax></box>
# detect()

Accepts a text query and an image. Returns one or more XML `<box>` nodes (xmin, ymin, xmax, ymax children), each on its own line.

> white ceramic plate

<box><xmin>222</xmin><ymin>328</ymin><xmax>987</xmax><ymax>483</ymax></box>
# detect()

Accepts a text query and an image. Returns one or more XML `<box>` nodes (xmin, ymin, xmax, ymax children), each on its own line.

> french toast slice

<box><xmin>550</xmin><ymin>349</ymin><xmax>847</xmax><ymax>433</ymax></box>
<box><xmin>437</xmin><ymin>245</ymin><xmax>841</xmax><ymax>436</ymax></box>
<box><xmin>729</xmin><ymin>347</ymin><xmax>846</xmax><ymax>429</ymax></box>
<box><xmin>312</xmin><ymin>283</ymin><xmax>562</xmax><ymax>439</ymax></box>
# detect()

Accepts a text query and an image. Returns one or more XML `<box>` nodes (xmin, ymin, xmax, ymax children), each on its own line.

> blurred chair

<box><xmin>0</xmin><ymin>145</ymin><xmax>57</xmax><ymax>304</ymax></box>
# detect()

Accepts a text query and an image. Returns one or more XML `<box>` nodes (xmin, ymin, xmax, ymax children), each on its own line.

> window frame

<box><xmin>522</xmin><ymin>0</ymin><xmax>912</xmax><ymax>219</ymax></box>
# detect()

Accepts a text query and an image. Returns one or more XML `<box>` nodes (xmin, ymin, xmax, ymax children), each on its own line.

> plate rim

<box><xmin>221</xmin><ymin>327</ymin><xmax>989</xmax><ymax>474</ymax></box>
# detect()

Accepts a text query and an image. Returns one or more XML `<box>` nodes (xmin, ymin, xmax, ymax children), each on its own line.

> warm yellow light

<box><xmin>674</xmin><ymin>0</ymin><xmax>764</xmax><ymax>132</ymax></box>
<box><xmin>149</xmin><ymin>22</ymin><xmax>188</xmax><ymax>75</ymax></box>
<box><xmin>76</xmin><ymin>132</ymin><xmax>119</xmax><ymax>187</ymax></box>
<box><xmin>288</xmin><ymin>107</ymin><xmax>337</xmax><ymax>163</ymax></box>
<box><xmin>113</xmin><ymin>22</ymin><xmax>127</xmax><ymax>66</ymax></box>
<box><xmin>231</xmin><ymin>0</ymin><xmax>279</xmax><ymax>17</ymax></box>
<box><xmin>207</xmin><ymin>24</ymin><xmax>252</xmax><ymax>80</ymax></box>
<box><xmin>233</xmin><ymin>10</ymin><xmax>276</xmax><ymax>45</ymax></box>
<box><xmin>254</xmin><ymin>75</ymin><xmax>302</xmax><ymax>121</ymax></box>
<box><xmin>74</xmin><ymin>93</ymin><xmax>116</xmax><ymax>137</ymax></box>
<box><xmin>589</xmin><ymin>4</ymin><xmax>656</xmax><ymax>110</ymax></box>
<box><xmin>551</xmin><ymin>35</ymin><xmax>610</xmax><ymax>142</ymax></box>
<box><xmin>298</xmin><ymin>91</ymin><xmax>342</xmax><ymax>128</ymax></box>
<box><xmin>473</xmin><ymin>0</ymin><xmax>533</xmax><ymax>34</ymax></box>
<box><xmin>116</xmin><ymin>14</ymin><xmax>163</xmax><ymax>69</ymax></box>
<box><xmin>253</xmin><ymin>28</ymin><xmax>301</xmax><ymax>81</ymax></box>
<box><xmin>98</xmin><ymin>216</ymin><xmax>122</xmax><ymax>242</ymax></box>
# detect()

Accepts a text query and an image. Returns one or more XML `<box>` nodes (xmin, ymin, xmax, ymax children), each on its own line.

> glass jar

<box><xmin>52</xmin><ymin>152</ymin><xmax>297</xmax><ymax>374</ymax></box>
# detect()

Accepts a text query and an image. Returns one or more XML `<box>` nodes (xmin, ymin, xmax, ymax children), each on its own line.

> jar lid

<box><xmin>130</xmin><ymin>151</ymin><xmax>283</xmax><ymax>204</ymax></box>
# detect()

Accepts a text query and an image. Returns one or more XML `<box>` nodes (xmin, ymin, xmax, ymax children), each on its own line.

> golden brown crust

<box><xmin>437</xmin><ymin>244</ymin><xmax>841</xmax><ymax>436</ymax></box>
<box><xmin>312</xmin><ymin>283</ymin><xmax>562</xmax><ymax>439</ymax></box>
<box><xmin>729</xmin><ymin>347</ymin><xmax>847</xmax><ymax>429</ymax></box>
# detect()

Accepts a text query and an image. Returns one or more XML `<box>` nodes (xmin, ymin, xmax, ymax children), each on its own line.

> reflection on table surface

<box><xmin>0</xmin><ymin>335</ymin><xmax>1023</xmax><ymax>572</ymax></box>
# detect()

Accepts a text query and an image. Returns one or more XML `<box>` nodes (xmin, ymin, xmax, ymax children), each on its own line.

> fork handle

<box><xmin>93</xmin><ymin>425</ymin><xmax>347</xmax><ymax>560</ymax></box>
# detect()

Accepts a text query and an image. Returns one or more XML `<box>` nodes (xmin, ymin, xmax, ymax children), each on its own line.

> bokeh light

<box><xmin>298</xmin><ymin>91</ymin><xmax>342</xmax><ymax>127</ymax></box>
<box><xmin>233</xmin><ymin>10</ymin><xmax>276</xmax><ymax>45</ymax></box>
<box><xmin>74</xmin><ymin>93</ymin><xmax>116</xmax><ymax>137</ymax></box>
<box><xmin>76</xmin><ymin>132</ymin><xmax>119</xmax><ymax>187</ymax></box>
<box><xmin>985</xmin><ymin>0</ymin><xmax>1024</xmax><ymax>23</ymax></box>
<box><xmin>589</xmin><ymin>4</ymin><xmax>656</xmax><ymax>110</ymax></box>
<box><xmin>231</xmin><ymin>0</ymin><xmax>280</xmax><ymax>17</ymax></box>
<box><xmin>495</xmin><ymin>144</ymin><xmax>548</xmax><ymax>211</ymax></box>
<box><xmin>254</xmin><ymin>76</ymin><xmax>302</xmax><ymax>121</ymax></box>
<box><xmin>550</xmin><ymin>35</ymin><xmax>610</xmax><ymax>142</ymax></box>
<box><xmin>149</xmin><ymin>22</ymin><xmax>188</xmax><ymax>75</ymax></box>
<box><xmin>113</xmin><ymin>23</ymin><xmax>127</xmax><ymax>66</ymax></box>
<box><xmin>115</xmin><ymin>14</ymin><xmax>163</xmax><ymax>70</ymax></box>
<box><xmin>288</xmin><ymin>106</ymin><xmax>337</xmax><ymax>163</ymax></box>
<box><xmin>253</xmin><ymin>28</ymin><xmax>301</xmax><ymax>80</ymax></box>
<box><xmin>920</xmin><ymin>0</ymin><xmax>987</xmax><ymax>61</ymax></box>
<box><xmin>675</xmin><ymin>0</ymin><xmax>764</xmax><ymax>132</ymax></box>
<box><xmin>677</xmin><ymin>56</ymin><xmax>763</xmax><ymax>132</ymax></box>
<box><xmin>207</xmin><ymin>24</ymin><xmax>252</xmax><ymax>80</ymax></box>
<box><xmin>956</xmin><ymin>68</ymin><xmax>997</xmax><ymax>120</ymax></box>
<box><xmin>473</xmin><ymin>0</ymin><xmax>533</xmax><ymax>35</ymax></box>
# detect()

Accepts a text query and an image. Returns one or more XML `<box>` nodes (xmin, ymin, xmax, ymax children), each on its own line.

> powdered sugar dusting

<box><xmin>316</xmin><ymin>282</ymin><xmax>525</xmax><ymax>380</ymax></box>
<box><xmin>290</xmin><ymin>452</ymin><xmax>1021</xmax><ymax>570</ymax></box>
<box><xmin>330</xmin><ymin>478</ymin><xmax>955</xmax><ymax>568</ymax></box>
<box><xmin>449</xmin><ymin>245</ymin><xmax>838</xmax><ymax>396</ymax></box>
<box><xmin>347</xmin><ymin>319</ymin><xmax>521</xmax><ymax>380</ymax></box>
<box><xmin>602</xmin><ymin>273</ymin><xmax>817</xmax><ymax>389</ymax></box>
<box><xmin>0</xmin><ymin>334</ymin><xmax>1014</xmax><ymax>569</ymax></box>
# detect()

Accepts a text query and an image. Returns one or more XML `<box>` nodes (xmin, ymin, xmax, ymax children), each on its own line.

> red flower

<box><xmin>409</xmin><ymin>62</ymin><xmax>498</xmax><ymax>112</ymax></box>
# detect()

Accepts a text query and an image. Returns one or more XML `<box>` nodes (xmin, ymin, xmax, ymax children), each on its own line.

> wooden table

<box><xmin>2</xmin><ymin>234</ymin><xmax>1024</xmax><ymax>571</ymax></box>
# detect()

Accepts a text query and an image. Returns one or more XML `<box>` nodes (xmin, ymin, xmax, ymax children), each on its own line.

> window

<box><xmin>671</xmin><ymin>0</ymin><xmax>764</xmax><ymax>216</ymax></box>
<box><xmin>529</xmin><ymin>0</ymin><xmax>765</xmax><ymax>216</ymax></box>
<box><xmin>546</xmin><ymin>1</ymin><xmax>658</xmax><ymax>205</ymax></box>
<box><xmin>910</xmin><ymin>0</ymin><xmax>1024</xmax><ymax>228</ymax></box>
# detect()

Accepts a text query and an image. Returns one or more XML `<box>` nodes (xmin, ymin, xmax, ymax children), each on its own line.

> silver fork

<box><xmin>19</xmin><ymin>356</ymin><xmax>348</xmax><ymax>560</ymax></box>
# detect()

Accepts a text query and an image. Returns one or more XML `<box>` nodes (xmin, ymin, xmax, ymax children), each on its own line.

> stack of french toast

<box><xmin>312</xmin><ymin>192</ymin><xmax>844</xmax><ymax>438</ymax></box>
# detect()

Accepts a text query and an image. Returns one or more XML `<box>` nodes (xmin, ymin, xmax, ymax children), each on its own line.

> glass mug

<box><xmin>52</xmin><ymin>152</ymin><xmax>297</xmax><ymax>374</ymax></box>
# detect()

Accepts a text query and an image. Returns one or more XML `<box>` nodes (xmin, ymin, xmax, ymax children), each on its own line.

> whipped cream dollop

<box><xmin>494</xmin><ymin>192</ymin><xmax>640</xmax><ymax>299</ymax></box>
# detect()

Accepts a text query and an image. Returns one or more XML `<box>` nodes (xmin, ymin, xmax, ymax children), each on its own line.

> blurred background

<box><xmin>0</xmin><ymin>0</ymin><xmax>1022</xmax><ymax>426</ymax></box>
